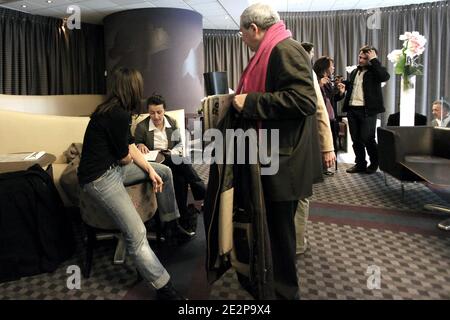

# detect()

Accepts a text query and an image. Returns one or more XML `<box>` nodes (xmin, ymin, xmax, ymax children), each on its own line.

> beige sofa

<box><xmin>0</xmin><ymin>109</ymin><xmax>91</xmax><ymax>205</ymax></box>
<box><xmin>0</xmin><ymin>108</ymin><xmax>186</xmax><ymax>206</ymax></box>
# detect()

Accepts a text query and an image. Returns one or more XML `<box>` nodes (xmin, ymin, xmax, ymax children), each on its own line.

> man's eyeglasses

<box><xmin>237</xmin><ymin>31</ymin><xmax>243</xmax><ymax>37</ymax></box>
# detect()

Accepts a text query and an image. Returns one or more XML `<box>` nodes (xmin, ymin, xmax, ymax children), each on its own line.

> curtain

<box><xmin>203</xmin><ymin>1</ymin><xmax>450</xmax><ymax>124</ymax></box>
<box><xmin>0</xmin><ymin>7</ymin><xmax>105</xmax><ymax>95</ymax></box>
<box><xmin>203</xmin><ymin>29</ymin><xmax>252</xmax><ymax>92</ymax></box>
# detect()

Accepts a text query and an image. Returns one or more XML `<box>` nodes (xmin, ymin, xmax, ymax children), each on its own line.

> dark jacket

<box><xmin>343</xmin><ymin>58</ymin><xmax>390</xmax><ymax>116</ymax></box>
<box><xmin>203</xmin><ymin>108</ymin><xmax>275</xmax><ymax>300</ymax></box>
<box><xmin>204</xmin><ymin>37</ymin><xmax>322</xmax><ymax>299</ymax></box>
<box><xmin>243</xmin><ymin>38</ymin><xmax>321</xmax><ymax>201</ymax></box>
<box><xmin>320</xmin><ymin>80</ymin><xmax>345</xmax><ymax>119</ymax></box>
<box><xmin>134</xmin><ymin>115</ymin><xmax>181</xmax><ymax>150</ymax></box>
<box><xmin>0</xmin><ymin>165</ymin><xmax>75</xmax><ymax>282</ymax></box>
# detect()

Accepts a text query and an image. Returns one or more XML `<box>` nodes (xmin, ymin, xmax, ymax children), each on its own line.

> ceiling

<box><xmin>0</xmin><ymin>0</ymin><xmax>441</xmax><ymax>29</ymax></box>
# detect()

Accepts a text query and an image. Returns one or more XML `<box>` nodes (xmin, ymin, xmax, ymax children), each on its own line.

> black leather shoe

<box><xmin>366</xmin><ymin>164</ymin><xmax>379</xmax><ymax>174</ymax></box>
<box><xmin>323</xmin><ymin>170</ymin><xmax>334</xmax><ymax>177</ymax></box>
<box><xmin>346</xmin><ymin>165</ymin><xmax>366</xmax><ymax>173</ymax></box>
<box><xmin>176</xmin><ymin>224</ymin><xmax>196</xmax><ymax>243</ymax></box>
<box><xmin>156</xmin><ymin>281</ymin><xmax>186</xmax><ymax>300</ymax></box>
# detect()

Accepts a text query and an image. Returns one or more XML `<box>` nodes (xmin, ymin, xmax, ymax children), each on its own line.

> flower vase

<box><xmin>399</xmin><ymin>75</ymin><xmax>416</xmax><ymax>126</ymax></box>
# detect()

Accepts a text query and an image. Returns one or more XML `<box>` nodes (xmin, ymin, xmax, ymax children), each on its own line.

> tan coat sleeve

<box><xmin>313</xmin><ymin>72</ymin><xmax>334</xmax><ymax>153</ymax></box>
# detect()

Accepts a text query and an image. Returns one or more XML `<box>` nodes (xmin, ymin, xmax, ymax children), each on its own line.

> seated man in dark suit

<box><xmin>135</xmin><ymin>94</ymin><xmax>206</xmax><ymax>241</ymax></box>
<box><xmin>387</xmin><ymin>112</ymin><xmax>427</xmax><ymax>126</ymax></box>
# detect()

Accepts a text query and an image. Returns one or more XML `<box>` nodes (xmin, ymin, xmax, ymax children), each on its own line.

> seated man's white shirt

<box><xmin>149</xmin><ymin>117</ymin><xmax>169</xmax><ymax>150</ymax></box>
<box><xmin>148</xmin><ymin>116</ymin><xmax>184</xmax><ymax>155</ymax></box>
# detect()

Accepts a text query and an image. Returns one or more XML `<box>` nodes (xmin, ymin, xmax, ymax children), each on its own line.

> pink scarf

<box><xmin>236</xmin><ymin>21</ymin><xmax>292</xmax><ymax>94</ymax></box>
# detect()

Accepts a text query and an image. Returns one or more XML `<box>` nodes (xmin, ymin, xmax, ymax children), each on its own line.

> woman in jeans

<box><xmin>77</xmin><ymin>67</ymin><xmax>183</xmax><ymax>300</ymax></box>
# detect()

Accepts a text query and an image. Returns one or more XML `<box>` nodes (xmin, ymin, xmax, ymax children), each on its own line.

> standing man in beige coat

<box><xmin>295</xmin><ymin>43</ymin><xmax>338</xmax><ymax>254</ymax></box>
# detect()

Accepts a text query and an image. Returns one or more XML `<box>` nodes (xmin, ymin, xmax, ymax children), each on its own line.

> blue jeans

<box><xmin>81</xmin><ymin>162</ymin><xmax>179</xmax><ymax>289</ymax></box>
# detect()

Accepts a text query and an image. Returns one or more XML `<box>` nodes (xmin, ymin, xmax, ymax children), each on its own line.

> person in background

<box><xmin>135</xmin><ymin>94</ymin><xmax>206</xmax><ymax>242</ymax></box>
<box><xmin>296</xmin><ymin>42</ymin><xmax>336</xmax><ymax>255</ymax></box>
<box><xmin>77</xmin><ymin>67</ymin><xmax>184</xmax><ymax>300</ymax></box>
<box><xmin>342</xmin><ymin>45</ymin><xmax>390</xmax><ymax>174</ymax></box>
<box><xmin>233</xmin><ymin>3</ymin><xmax>319</xmax><ymax>299</ymax></box>
<box><xmin>313</xmin><ymin>56</ymin><xmax>346</xmax><ymax>175</ymax></box>
<box><xmin>431</xmin><ymin>100</ymin><xmax>450</xmax><ymax>127</ymax></box>
<box><xmin>300</xmin><ymin>42</ymin><xmax>314</xmax><ymax>62</ymax></box>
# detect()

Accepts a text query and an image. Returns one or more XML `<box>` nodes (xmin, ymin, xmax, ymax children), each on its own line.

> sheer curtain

<box><xmin>203</xmin><ymin>1</ymin><xmax>450</xmax><ymax>124</ymax></box>
<box><xmin>0</xmin><ymin>7</ymin><xmax>105</xmax><ymax>95</ymax></box>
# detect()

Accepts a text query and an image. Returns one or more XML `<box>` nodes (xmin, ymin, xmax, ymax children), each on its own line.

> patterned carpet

<box><xmin>203</xmin><ymin>163</ymin><xmax>450</xmax><ymax>300</ymax></box>
<box><xmin>1</xmin><ymin>162</ymin><xmax>449</xmax><ymax>300</ymax></box>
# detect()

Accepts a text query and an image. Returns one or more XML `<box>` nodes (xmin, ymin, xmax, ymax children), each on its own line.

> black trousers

<box><xmin>265</xmin><ymin>199</ymin><xmax>299</xmax><ymax>300</ymax></box>
<box><xmin>347</xmin><ymin>108</ymin><xmax>379</xmax><ymax>168</ymax></box>
<box><xmin>162</xmin><ymin>156</ymin><xmax>205</xmax><ymax>218</ymax></box>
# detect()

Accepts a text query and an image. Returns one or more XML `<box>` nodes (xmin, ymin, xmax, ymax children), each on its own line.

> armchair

<box><xmin>377</xmin><ymin>126</ymin><xmax>428</xmax><ymax>197</ymax></box>
<box><xmin>377</xmin><ymin>126</ymin><xmax>450</xmax><ymax>230</ymax></box>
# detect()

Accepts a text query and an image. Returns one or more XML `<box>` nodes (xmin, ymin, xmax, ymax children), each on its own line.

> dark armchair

<box><xmin>377</xmin><ymin>126</ymin><xmax>450</xmax><ymax>230</ymax></box>
<box><xmin>377</xmin><ymin>126</ymin><xmax>429</xmax><ymax>196</ymax></box>
<box><xmin>378</xmin><ymin>126</ymin><xmax>450</xmax><ymax>194</ymax></box>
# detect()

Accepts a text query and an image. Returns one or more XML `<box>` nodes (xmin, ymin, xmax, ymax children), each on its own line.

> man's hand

<box><xmin>367</xmin><ymin>49</ymin><xmax>378</xmax><ymax>61</ymax></box>
<box><xmin>232</xmin><ymin>94</ymin><xmax>247</xmax><ymax>113</ymax></box>
<box><xmin>322</xmin><ymin>151</ymin><xmax>336</xmax><ymax>169</ymax></box>
<box><xmin>137</xmin><ymin>143</ymin><xmax>150</xmax><ymax>154</ymax></box>
<box><xmin>148</xmin><ymin>168</ymin><xmax>163</xmax><ymax>193</ymax></box>
<box><xmin>337</xmin><ymin>82</ymin><xmax>346</xmax><ymax>95</ymax></box>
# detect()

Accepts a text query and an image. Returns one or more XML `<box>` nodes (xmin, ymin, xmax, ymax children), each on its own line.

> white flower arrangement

<box><xmin>387</xmin><ymin>31</ymin><xmax>427</xmax><ymax>89</ymax></box>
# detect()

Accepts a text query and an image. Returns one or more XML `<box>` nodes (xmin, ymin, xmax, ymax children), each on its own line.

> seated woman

<box><xmin>77</xmin><ymin>68</ymin><xmax>183</xmax><ymax>300</ymax></box>
<box><xmin>135</xmin><ymin>94</ymin><xmax>206</xmax><ymax>239</ymax></box>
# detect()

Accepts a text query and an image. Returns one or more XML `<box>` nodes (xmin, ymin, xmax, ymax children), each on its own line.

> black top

<box><xmin>78</xmin><ymin>105</ymin><xmax>134</xmax><ymax>185</ymax></box>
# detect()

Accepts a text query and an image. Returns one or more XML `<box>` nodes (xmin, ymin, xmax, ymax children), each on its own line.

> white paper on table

<box><xmin>0</xmin><ymin>153</ymin><xmax>33</xmax><ymax>162</ymax></box>
<box><xmin>24</xmin><ymin>151</ymin><xmax>45</xmax><ymax>161</ymax></box>
<box><xmin>143</xmin><ymin>150</ymin><xmax>159</xmax><ymax>162</ymax></box>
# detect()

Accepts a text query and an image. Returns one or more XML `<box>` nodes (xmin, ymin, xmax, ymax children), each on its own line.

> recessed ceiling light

<box><xmin>47</xmin><ymin>0</ymin><xmax>53</xmax><ymax>4</ymax></box>
<box><xmin>21</xmin><ymin>5</ymin><xmax>27</xmax><ymax>8</ymax></box>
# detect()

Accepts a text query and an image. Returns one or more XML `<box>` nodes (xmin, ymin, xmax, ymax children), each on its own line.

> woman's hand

<box><xmin>320</xmin><ymin>76</ymin><xmax>330</xmax><ymax>87</ymax></box>
<box><xmin>148</xmin><ymin>168</ymin><xmax>164</xmax><ymax>193</ymax></box>
<box><xmin>137</xmin><ymin>143</ymin><xmax>150</xmax><ymax>154</ymax></box>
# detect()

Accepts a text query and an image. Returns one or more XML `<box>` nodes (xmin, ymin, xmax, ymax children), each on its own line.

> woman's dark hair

<box><xmin>147</xmin><ymin>94</ymin><xmax>166</xmax><ymax>110</ymax></box>
<box><xmin>92</xmin><ymin>67</ymin><xmax>143</xmax><ymax>116</ymax></box>
<box><xmin>313</xmin><ymin>56</ymin><xmax>334</xmax><ymax>79</ymax></box>
<box><xmin>300</xmin><ymin>42</ymin><xmax>314</xmax><ymax>54</ymax></box>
